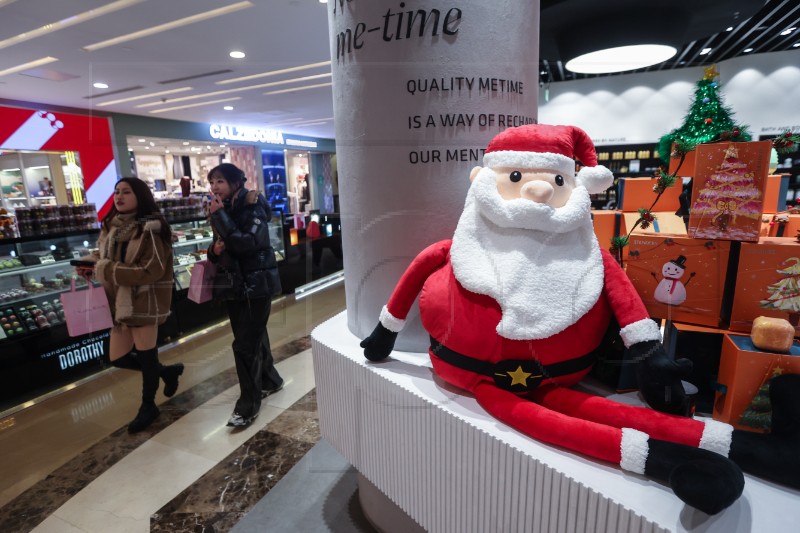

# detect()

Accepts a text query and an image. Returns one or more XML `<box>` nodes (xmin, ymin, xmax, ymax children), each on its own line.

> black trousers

<box><xmin>227</xmin><ymin>297</ymin><xmax>283</xmax><ymax>418</ymax></box>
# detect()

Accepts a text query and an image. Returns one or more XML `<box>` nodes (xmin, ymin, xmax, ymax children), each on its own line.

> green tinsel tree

<box><xmin>658</xmin><ymin>65</ymin><xmax>751</xmax><ymax>165</ymax></box>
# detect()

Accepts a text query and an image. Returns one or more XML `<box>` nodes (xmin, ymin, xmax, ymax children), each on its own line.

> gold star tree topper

<box><xmin>704</xmin><ymin>64</ymin><xmax>720</xmax><ymax>81</ymax></box>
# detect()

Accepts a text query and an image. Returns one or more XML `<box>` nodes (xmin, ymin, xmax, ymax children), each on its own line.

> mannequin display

<box><xmin>179</xmin><ymin>176</ymin><xmax>191</xmax><ymax>198</ymax></box>
<box><xmin>295</xmin><ymin>174</ymin><xmax>310</xmax><ymax>213</ymax></box>
<box><xmin>360</xmin><ymin>123</ymin><xmax>800</xmax><ymax>515</ymax></box>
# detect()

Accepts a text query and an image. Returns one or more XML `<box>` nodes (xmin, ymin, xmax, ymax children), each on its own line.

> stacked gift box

<box><xmin>592</xmin><ymin>141</ymin><xmax>800</xmax><ymax>431</ymax></box>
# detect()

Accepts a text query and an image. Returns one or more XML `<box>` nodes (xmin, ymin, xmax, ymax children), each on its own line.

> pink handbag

<box><xmin>61</xmin><ymin>278</ymin><xmax>114</xmax><ymax>337</ymax></box>
<box><xmin>188</xmin><ymin>260</ymin><xmax>216</xmax><ymax>304</ymax></box>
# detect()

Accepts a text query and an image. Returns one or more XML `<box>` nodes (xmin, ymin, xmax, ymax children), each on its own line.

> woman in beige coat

<box><xmin>80</xmin><ymin>177</ymin><xmax>182</xmax><ymax>433</ymax></box>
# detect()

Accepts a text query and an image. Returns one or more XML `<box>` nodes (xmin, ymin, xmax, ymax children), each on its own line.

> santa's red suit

<box><xmin>378</xmin><ymin>240</ymin><xmax>729</xmax><ymax>472</ymax></box>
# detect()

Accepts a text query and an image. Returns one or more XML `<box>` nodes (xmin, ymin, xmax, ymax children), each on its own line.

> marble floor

<box><xmin>0</xmin><ymin>282</ymin><xmax>372</xmax><ymax>533</ymax></box>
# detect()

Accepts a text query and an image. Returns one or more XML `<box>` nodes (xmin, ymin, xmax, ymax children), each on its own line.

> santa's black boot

<box><xmin>728</xmin><ymin>374</ymin><xmax>800</xmax><ymax>490</ymax></box>
<box><xmin>645</xmin><ymin>438</ymin><xmax>745</xmax><ymax>514</ymax></box>
<box><xmin>127</xmin><ymin>347</ymin><xmax>161</xmax><ymax>434</ymax></box>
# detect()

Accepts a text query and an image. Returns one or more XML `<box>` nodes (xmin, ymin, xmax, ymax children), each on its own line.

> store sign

<box><xmin>39</xmin><ymin>330</ymin><xmax>110</xmax><ymax>371</ymax></box>
<box><xmin>209</xmin><ymin>123</ymin><xmax>284</xmax><ymax>144</ymax></box>
<box><xmin>285</xmin><ymin>138</ymin><xmax>318</xmax><ymax>148</ymax></box>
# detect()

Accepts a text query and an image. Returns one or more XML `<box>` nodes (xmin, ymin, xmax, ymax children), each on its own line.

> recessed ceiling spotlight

<box><xmin>93</xmin><ymin>82</ymin><xmax>109</xmax><ymax>89</ymax></box>
<box><xmin>145</xmin><ymin>146</ymin><xmax>150</xmax><ymax>149</ymax></box>
<box><xmin>743</xmin><ymin>48</ymin><xmax>753</xmax><ymax>53</ymax></box>
<box><xmin>780</xmin><ymin>27</ymin><xmax>796</xmax><ymax>36</ymax></box>
<box><xmin>223</xmin><ymin>105</ymin><xmax>234</xmax><ymax>110</ymax></box>
<box><xmin>182</xmin><ymin>141</ymin><xmax>190</xmax><ymax>145</ymax></box>
<box><xmin>165</xmin><ymin>149</ymin><xmax>170</xmax><ymax>153</ymax></box>
<box><xmin>794</xmin><ymin>42</ymin><xmax>800</xmax><ymax>48</ymax></box>
<box><xmin>138</xmin><ymin>138</ymin><xmax>146</xmax><ymax>142</ymax></box>
<box><xmin>699</xmin><ymin>47</ymin><xmax>712</xmax><ymax>55</ymax></box>
<box><xmin>726</xmin><ymin>26</ymin><xmax>734</xmax><ymax>32</ymax></box>
<box><xmin>229</xmin><ymin>51</ymin><xmax>245</xmax><ymax>59</ymax></box>
<box><xmin>319</xmin><ymin>0</ymin><xmax>328</xmax><ymax>3</ymax></box>
<box><xmin>565</xmin><ymin>44</ymin><xmax>677</xmax><ymax>74</ymax></box>
<box><xmin>149</xmin><ymin>141</ymin><xmax>155</xmax><ymax>146</ymax></box>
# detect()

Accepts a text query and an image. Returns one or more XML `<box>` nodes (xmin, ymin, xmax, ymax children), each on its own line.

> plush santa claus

<box><xmin>361</xmin><ymin>124</ymin><xmax>800</xmax><ymax>515</ymax></box>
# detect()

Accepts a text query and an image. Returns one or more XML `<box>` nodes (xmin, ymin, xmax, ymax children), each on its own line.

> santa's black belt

<box><xmin>430</xmin><ymin>337</ymin><xmax>597</xmax><ymax>393</ymax></box>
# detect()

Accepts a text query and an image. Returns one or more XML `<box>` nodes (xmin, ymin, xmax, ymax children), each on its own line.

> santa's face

<box><xmin>474</xmin><ymin>166</ymin><xmax>575</xmax><ymax>208</ymax></box>
<box><xmin>662</xmin><ymin>262</ymin><xmax>686</xmax><ymax>279</ymax></box>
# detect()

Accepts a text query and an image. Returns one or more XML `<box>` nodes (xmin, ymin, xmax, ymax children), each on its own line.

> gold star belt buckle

<box><xmin>493</xmin><ymin>360</ymin><xmax>544</xmax><ymax>392</ymax></box>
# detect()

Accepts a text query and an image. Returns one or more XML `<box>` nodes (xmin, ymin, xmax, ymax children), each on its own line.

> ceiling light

<box><xmin>794</xmin><ymin>43</ymin><xmax>800</xmax><ymax>48</ymax></box>
<box><xmin>319</xmin><ymin>0</ymin><xmax>328</xmax><ymax>3</ymax></box>
<box><xmin>743</xmin><ymin>48</ymin><xmax>753</xmax><ymax>53</ymax></box>
<box><xmin>82</xmin><ymin>1</ymin><xmax>253</xmax><ymax>52</ymax></box>
<box><xmin>96</xmin><ymin>87</ymin><xmax>192</xmax><ymax>106</ymax></box>
<box><xmin>264</xmin><ymin>82</ymin><xmax>333</xmax><ymax>95</ymax></box>
<box><xmin>699</xmin><ymin>47</ymin><xmax>712</xmax><ymax>55</ymax></box>
<box><xmin>216</xmin><ymin>60</ymin><xmax>331</xmax><ymax>85</ymax></box>
<box><xmin>138</xmin><ymin>138</ymin><xmax>146</xmax><ymax>142</ymax></box>
<box><xmin>223</xmin><ymin>105</ymin><xmax>234</xmax><ymax>110</ymax></box>
<box><xmin>136</xmin><ymin>73</ymin><xmax>331</xmax><ymax>107</ymax></box>
<box><xmin>564</xmin><ymin>45</ymin><xmax>676</xmax><ymax>74</ymax></box>
<box><xmin>93</xmin><ymin>82</ymin><xmax>109</xmax><ymax>89</ymax></box>
<box><xmin>0</xmin><ymin>56</ymin><xmax>58</xmax><ymax>77</ymax></box>
<box><xmin>165</xmin><ymin>150</ymin><xmax>170</xmax><ymax>153</ymax></box>
<box><xmin>0</xmin><ymin>0</ymin><xmax>144</xmax><ymax>51</ymax></box>
<box><xmin>220</xmin><ymin>144</ymin><xmax>226</xmax><ymax>147</ymax></box>
<box><xmin>780</xmin><ymin>27</ymin><xmax>797</xmax><ymax>36</ymax></box>
<box><xmin>145</xmin><ymin>146</ymin><xmax>150</xmax><ymax>149</ymax></box>
<box><xmin>726</xmin><ymin>26</ymin><xmax>734</xmax><ymax>32</ymax></box>
<box><xmin>148</xmin><ymin>96</ymin><xmax>242</xmax><ymax>114</ymax></box>
<box><xmin>229</xmin><ymin>51</ymin><xmax>246</xmax><ymax>59</ymax></box>
<box><xmin>149</xmin><ymin>141</ymin><xmax>155</xmax><ymax>146</ymax></box>
<box><xmin>183</xmin><ymin>141</ymin><xmax>190</xmax><ymax>145</ymax></box>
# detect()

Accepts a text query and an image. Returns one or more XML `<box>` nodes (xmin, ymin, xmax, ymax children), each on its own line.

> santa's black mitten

<box><xmin>360</xmin><ymin>323</ymin><xmax>398</xmax><ymax>361</ymax></box>
<box><xmin>631</xmin><ymin>340</ymin><xmax>693</xmax><ymax>415</ymax></box>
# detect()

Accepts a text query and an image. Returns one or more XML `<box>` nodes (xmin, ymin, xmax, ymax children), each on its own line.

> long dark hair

<box><xmin>102</xmin><ymin>177</ymin><xmax>172</xmax><ymax>243</ymax></box>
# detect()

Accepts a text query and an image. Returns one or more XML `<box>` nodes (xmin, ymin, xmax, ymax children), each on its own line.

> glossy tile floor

<box><xmin>0</xmin><ymin>283</ymin><xmax>373</xmax><ymax>533</ymax></box>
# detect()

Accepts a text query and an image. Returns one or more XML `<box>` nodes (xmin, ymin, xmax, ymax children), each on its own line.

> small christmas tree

<box><xmin>760</xmin><ymin>257</ymin><xmax>800</xmax><ymax>327</ymax></box>
<box><xmin>690</xmin><ymin>144</ymin><xmax>763</xmax><ymax>237</ymax></box>
<box><xmin>738</xmin><ymin>367</ymin><xmax>785</xmax><ymax>431</ymax></box>
<box><xmin>658</xmin><ymin>65</ymin><xmax>751</xmax><ymax>164</ymax></box>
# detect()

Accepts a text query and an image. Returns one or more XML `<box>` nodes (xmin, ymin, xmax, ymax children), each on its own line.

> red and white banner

<box><xmin>0</xmin><ymin>105</ymin><xmax>117</xmax><ymax>219</ymax></box>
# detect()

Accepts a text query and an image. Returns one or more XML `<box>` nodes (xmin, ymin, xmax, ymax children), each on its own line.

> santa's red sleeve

<box><xmin>379</xmin><ymin>240</ymin><xmax>452</xmax><ymax>332</ymax></box>
<box><xmin>600</xmin><ymin>249</ymin><xmax>661</xmax><ymax>347</ymax></box>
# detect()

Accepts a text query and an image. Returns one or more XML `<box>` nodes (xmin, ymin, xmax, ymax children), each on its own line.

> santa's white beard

<box><xmin>450</xmin><ymin>169</ymin><xmax>605</xmax><ymax>340</ymax></box>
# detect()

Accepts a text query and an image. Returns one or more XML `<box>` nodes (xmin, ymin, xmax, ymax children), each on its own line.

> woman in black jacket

<box><xmin>207</xmin><ymin>163</ymin><xmax>283</xmax><ymax>428</ymax></box>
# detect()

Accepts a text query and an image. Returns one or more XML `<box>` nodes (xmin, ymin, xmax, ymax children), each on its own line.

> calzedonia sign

<box><xmin>209</xmin><ymin>124</ymin><xmax>318</xmax><ymax>148</ymax></box>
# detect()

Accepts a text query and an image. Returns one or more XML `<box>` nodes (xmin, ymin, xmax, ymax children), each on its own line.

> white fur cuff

<box><xmin>620</xmin><ymin>428</ymin><xmax>649</xmax><ymax>474</ymax></box>
<box><xmin>379</xmin><ymin>305</ymin><xmax>405</xmax><ymax>333</ymax></box>
<box><xmin>698</xmin><ymin>419</ymin><xmax>733</xmax><ymax>457</ymax></box>
<box><xmin>620</xmin><ymin>318</ymin><xmax>662</xmax><ymax>348</ymax></box>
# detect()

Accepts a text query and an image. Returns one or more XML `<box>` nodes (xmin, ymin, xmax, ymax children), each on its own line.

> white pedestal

<box><xmin>312</xmin><ymin>312</ymin><xmax>800</xmax><ymax>533</ymax></box>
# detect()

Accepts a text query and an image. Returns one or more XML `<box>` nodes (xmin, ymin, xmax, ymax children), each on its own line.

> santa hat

<box><xmin>483</xmin><ymin>124</ymin><xmax>614</xmax><ymax>194</ymax></box>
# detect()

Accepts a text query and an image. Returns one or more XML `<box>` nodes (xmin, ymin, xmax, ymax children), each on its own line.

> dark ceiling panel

<box><xmin>539</xmin><ymin>0</ymin><xmax>800</xmax><ymax>84</ymax></box>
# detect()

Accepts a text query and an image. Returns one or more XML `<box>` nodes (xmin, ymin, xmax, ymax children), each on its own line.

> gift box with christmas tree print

<box><xmin>730</xmin><ymin>238</ymin><xmax>800</xmax><ymax>335</ymax></box>
<box><xmin>625</xmin><ymin>235</ymin><xmax>732</xmax><ymax>327</ymax></box>
<box><xmin>713</xmin><ymin>333</ymin><xmax>800</xmax><ymax>432</ymax></box>
<box><xmin>688</xmin><ymin>141</ymin><xmax>771</xmax><ymax>242</ymax></box>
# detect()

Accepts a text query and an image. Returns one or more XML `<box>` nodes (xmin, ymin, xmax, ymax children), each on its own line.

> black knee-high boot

<box><xmin>127</xmin><ymin>347</ymin><xmax>161</xmax><ymax>433</ymax></box>
<box><xmin>111</xmin><ymin>352</ymin><xmax>184</xmax><ymax>398</ymax></box>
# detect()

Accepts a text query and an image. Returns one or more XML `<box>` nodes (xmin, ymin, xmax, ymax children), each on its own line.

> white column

<box><xmin>328</xmin><ymin>0</ymin><xmax>540</xmax><ymax>350</ymax></box>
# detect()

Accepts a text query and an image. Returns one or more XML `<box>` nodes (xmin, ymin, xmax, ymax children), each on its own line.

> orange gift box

<box><xmin>687</xmin><ymin>141</ymin><xmax>771</xmax><ymax>242</ymax></box>
<box><xmin>713</xmin><ymin>333</ymin><xmax>800</xmax><ymax>432</ymax></box>
<box><xmin>625</xmin><ymin>235</ymin><xmax>731</xmax><ymax>327</ymax></box>
<box><xmin>622</xmin><ymin>212</ymin><xmax>687</xmax><ymax>236</ymax></box>
<box><xmin>729</xmin><ymin>238</ymin><xmax>800</xmax><ymax>335</ymax></box>
<box><xmin>762</xmin><ymin>174</ymin><xmax>791</xmax><ymax>214</ymax></box>
<box><xmin>616</xmin><ymin>177</ymin><xmax>683</xmax><ymax>212</ymax></box>
<box><xmin>761</xmin><ymin>213</ymin><xmax>800</xmax><ymax>238</ymax></box>
<box><xmin>668</xmin><ymin>146</ymin><xmax>696</xmax><ymax>177</ymax></box>
<box><xmin>591</xmin><ymin>210</ymin><xmax>621</xmax><ymax>254</ymax></box>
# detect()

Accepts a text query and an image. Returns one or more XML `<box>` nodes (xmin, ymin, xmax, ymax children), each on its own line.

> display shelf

<box><xmin>0</xmin><ymin>283</ymin><xmax>88</xmax><ymax>308</ymax></box>
<box><xmin>1</xmin><ymin>227</ymin><xmax>100</xmax><ymax>246</ymax></box>
<box><xmin>173</xmin><ymin>237</ymin><xmax>212</xmax><ymax>248</ymax></box>
<box><xmin>0</xmin><ymin>259</ymin><xmax>76</xmax><ymax>277</ymax></box>
<box><xmin>313</xmin><ymin>312</ymin><xmax>800</xmax><ymax>533</ymax></box>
